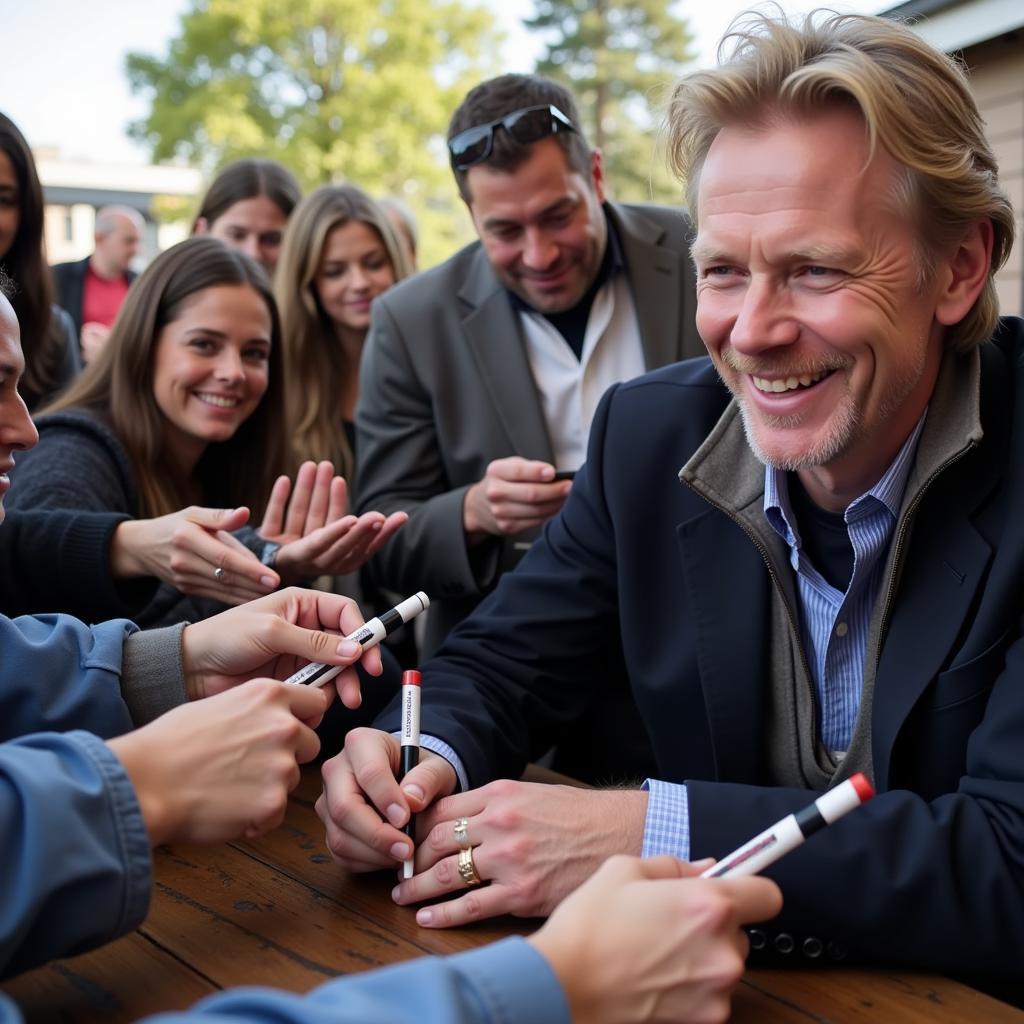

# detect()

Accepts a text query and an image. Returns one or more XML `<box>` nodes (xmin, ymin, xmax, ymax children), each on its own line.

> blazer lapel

<box><xmin>609</xmin><ymin>203</ymin><xmax>688</xmax><ymax>368</ymax></box>
<box><xmin>677</xmin><ymin>508</ymin><xmax>772</xmax><ymax>783</ymax></box>
<box><xmin>872</xmin><ymin>464</ymin><xmax>999</xmax><ymax>787</ymax></box>
<box><xmin>872</xmin><ymin>341</ymin><xmax>1007</xmax><ymax>786</ymax></box>
<box><xmin>458</xmin><ymin>248</ymin><xmax>554</xmax><ymax>462</ymax></box>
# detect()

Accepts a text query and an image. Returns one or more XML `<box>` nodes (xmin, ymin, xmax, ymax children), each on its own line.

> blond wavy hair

<box><xmin>666</xmin><ymin>8</ymin><xmax>1016</xmax><ymax>352</ymax></box>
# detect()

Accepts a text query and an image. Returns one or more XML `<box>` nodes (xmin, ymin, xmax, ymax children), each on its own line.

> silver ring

<box><xmin>453</xmin><ymin>817</ymin><xmax>470</xmax><ymax>848</ymax></box>
<box><xmin>213</xmin><ymin>566</ymin><xmax>226</xmax><ymax>581</ymax></box>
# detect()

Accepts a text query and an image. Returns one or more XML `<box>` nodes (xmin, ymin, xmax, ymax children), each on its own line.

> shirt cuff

<box><xmin>420</xmin><ymin>734</ymin><xmax>470</xmax><ymax>792</ymax></box>
<box><xmin>640</xmin><ymin>779</ymin><xmax>690</xmax><ymax>860</ymax></box>
<box><xmin>73</xmin><ymin>730</ymin><xmax>154</xmax><ymax>933</ymax></box>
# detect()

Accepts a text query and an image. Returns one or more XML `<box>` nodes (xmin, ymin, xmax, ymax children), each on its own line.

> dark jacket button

<box><xmin>827</xmin><ymin>941</ymin><xmax>848</xmax><ymax>961</ymax></box>
<box><xmin>748</xmin><ymin>928</ymin><xmax>767</xmax><ymax>951</ymax></box>
<box><xmin>802</xmin><ymin>937</ymin><xmax>824</xmax><ymax>959</ymax></box>
<box><xmin>774</xmin><ymin>933</ymin><xmax>795</xmax><ymax>954</ymax></box>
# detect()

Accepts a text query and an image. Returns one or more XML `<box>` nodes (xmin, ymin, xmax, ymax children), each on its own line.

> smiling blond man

<box><xmin>320</xmin><ymin>11</ymin><xmax>1022</xmax><ymax>989</ymax></box>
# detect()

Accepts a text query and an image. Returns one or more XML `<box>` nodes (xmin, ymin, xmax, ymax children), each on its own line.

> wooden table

<box><xmin>4</xmin><ymin>768</ymin><xmax>1021</xmax><ymax>1023</ymax></box>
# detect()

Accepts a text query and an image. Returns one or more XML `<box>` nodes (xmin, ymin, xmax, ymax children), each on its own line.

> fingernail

<box><xmin>372</xmin><ymin>521</ymin><xmax>382</xmax><ymax>531</ymax></box>
<box><xmin>390</xmin><ymin>841</ymin><xmax>410</xmax><ymax>860</ymax></box>
<box><xmin>337</xmin><ymin>639</ymin><xmax>360</xmax><ymax>658</ymax></box>
<box><xmin>260</xmin><ymin>575</ymin><xmax>276</xmax><ymax>588</ymax></box>
<box><xmin>386</xmin><ymin>803</ymin><xmax>406</xmax><ymax>827</ymax></box>
<box><xmin>391</xmin><ymin>885</ymin><xmax>402</xmax><ymax>902</ymax></box>
<box><xmin>417</xmin><ymin>909</ymin><xmax>433</xmax><ymax>926</ymax></box>
<box><xmin>692</xmin><ymin>857</ymin><xmax>715</xmax><ymax>869</ymax></box>
<box><xmin>403</xmin><ymin>784</ymin><xmax>425</xmax><ymax>803</ymax></box>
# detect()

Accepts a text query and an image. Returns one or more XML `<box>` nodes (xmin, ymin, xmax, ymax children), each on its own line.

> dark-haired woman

<box><xmin>0</xmin><ymin>111</ymin><xmax>80</xmax><ymax>409</ymax></box>
<box><xmin>193</xmin><ymin>158</ymin><xmax>301</xmax><ymax>274</ymax></box>
<box><xmin>7</xmin><ymin>236</ymin><xmax>403</xmax><ymax>629</ymax></box>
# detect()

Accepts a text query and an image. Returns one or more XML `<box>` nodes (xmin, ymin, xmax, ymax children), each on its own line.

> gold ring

<box><xmin>457</xmin><ymin>846</ymin><xmax>482</xmax><ymax>887</ymax></box>
<box><xmin>453</xmin><ymin>817</ymin><xmax>470</xmax><ymax>848</ymax></box>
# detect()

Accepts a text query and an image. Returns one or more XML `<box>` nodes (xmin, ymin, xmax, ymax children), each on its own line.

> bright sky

<box><xmin>0</xmin><ymin>0</ymin><xmax>889</xmax><ymax>165</ymax></box>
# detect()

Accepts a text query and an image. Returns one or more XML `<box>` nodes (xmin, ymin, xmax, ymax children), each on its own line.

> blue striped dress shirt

<box><xmin>641</xmin><ymin>414</ymin><xmax>926</xmax><ymax>860</ymax></box>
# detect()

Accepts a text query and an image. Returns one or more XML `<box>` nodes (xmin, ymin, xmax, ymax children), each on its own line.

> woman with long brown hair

<box><xmin>0</xmin><ymin>111</ymin><xmax>80</xmax><ymax>409</ymax></box>
<box><xmin>274</xmin><ymin>184</ymin><xmax>414</xmax><ymax>664</ymax></box>
<box><xmin>7</xmin><ymin>236</ymin><xmax>399</xmax><ymax>627</ymax></box>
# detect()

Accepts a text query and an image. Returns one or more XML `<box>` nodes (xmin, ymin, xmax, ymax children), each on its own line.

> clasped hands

<box><xmin>316</xmin><ymin>727</ymin><xmax>651</xmax><ymax>926</ymax></box>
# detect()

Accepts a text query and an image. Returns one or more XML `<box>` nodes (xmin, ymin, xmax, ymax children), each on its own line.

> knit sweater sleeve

<box><xmin>5</xmin><ymin>412</ymin><xmax>234</xmax><ymax>628</ymax></box>
<box><xmin>6</xmin><ymin>413</ymin><xmax>137</xmax><ymax>516</ymax></box>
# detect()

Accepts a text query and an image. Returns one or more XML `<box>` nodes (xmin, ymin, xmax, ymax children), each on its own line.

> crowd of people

<box><xmin>2</xmin><ymin>6</ymin><xmax>1023</xmax><ymax>1022</ymax></box>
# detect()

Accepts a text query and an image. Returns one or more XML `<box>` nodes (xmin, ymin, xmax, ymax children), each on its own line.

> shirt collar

<box><xmin>764</xmin><ymin>411</ymin><xmax>928</xmax><ymax>546</ymax></box>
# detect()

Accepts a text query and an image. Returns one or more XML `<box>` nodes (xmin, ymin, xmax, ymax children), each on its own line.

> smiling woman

<box><xmin>275</xmin><ymin>184</ymin><xmax>412</xmax><ymax>481</ymax></box>
<box><xmin>4</xmin><ymin>237</ymin><xmax>405</xmax><ymax>636</ymax></box>
<box><xmin>4</xmin><ymin>238</ymin><xmax>286</xmax><ymax>625</ymax></box>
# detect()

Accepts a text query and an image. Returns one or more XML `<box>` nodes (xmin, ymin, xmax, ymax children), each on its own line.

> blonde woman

<box><xmin>276</xmin><ymin>184</ymin><xmax>413</xmax><ymax>481</ymax></box>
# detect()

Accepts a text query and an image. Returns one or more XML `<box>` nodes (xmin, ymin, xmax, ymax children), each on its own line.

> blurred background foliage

<box><xmin>127</xmin><ymin>0</ymin><xmax>692</xmax><ymax>267</ymax></box>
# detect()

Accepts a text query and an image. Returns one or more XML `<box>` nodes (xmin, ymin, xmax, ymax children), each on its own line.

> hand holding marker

<box><xmin>399</xmin><ymin>670</ymin><xmax>421</xmax><ymax>880</ymax></box>
<box><xmin>284</xmin><ymin>592</ymin><xmax>429</xmax><ymax>688</ymax></box>
<box><xmin>702</xmin><ymin>773</ymin><xmax>875</xmax><ymax>878</ymax></box>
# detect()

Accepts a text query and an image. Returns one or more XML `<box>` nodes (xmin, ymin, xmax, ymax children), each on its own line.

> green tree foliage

<box><xmin>524</xmin><ymin>0</ymin><xmax>694</xmax><ymax>203</ymax></box>
<box><xmin>126</xmin><ymin>0</ymin><xmax>503</xmax><ymax>265</ymax></box>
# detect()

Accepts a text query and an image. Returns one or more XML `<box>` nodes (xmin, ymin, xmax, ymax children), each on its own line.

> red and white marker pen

<box><xmin>399</xmin><ymin>670</ymin><xmax>421</xmax><ymax>881</ymax></box>
<box><xmin>701</xmin><ymin>772</ymin><xmax>875</xmax><ymax>879</ymax></box>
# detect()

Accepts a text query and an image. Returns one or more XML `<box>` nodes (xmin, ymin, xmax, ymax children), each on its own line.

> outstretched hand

<box><xmin>260</xmin><ymin>460</ymin><xmax>406</xmax><ymax>580</ymax></box>
<box><xmin>110</xmin><ymin>506</ymin><xmax>280</xmax><ymax>604</ymax></box>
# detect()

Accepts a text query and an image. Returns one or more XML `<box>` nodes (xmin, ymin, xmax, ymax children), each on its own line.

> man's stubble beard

<box><xmin>724</xmin><ymin>346</ymin><xmax>927</xmax><ymax>473</ymax></box>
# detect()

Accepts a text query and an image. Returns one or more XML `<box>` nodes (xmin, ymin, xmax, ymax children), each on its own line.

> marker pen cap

<box><xmin>848</xmin><ymin>772</ymin><xmax>874</xmax><ymax>803</ymax></box>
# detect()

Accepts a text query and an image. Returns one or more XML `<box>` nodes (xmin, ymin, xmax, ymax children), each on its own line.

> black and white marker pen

<box><xmin>399</xmin><ymin>669</ymin><xmax>421</xmax><ymax>881</ymax></box>
<box><xmin>284</xmin><ymin>592</ymin><xmax>429</xmax><ymax>689</ymax></box>
<box><xmin>701</xmin><ymin>772</ymin><xmax>875</xmax><ymax>879</ymax></box>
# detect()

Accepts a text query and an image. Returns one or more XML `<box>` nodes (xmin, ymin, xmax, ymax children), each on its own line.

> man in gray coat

<box><xmin>357</xmin><ymin>74</ymin><xmax>704</xmax><ymax>658</ymax></box>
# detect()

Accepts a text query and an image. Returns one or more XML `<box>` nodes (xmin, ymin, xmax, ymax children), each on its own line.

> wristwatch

<box><xmin>258</xmin><ymin>539</ymin><xmax>281</xmax><ymax>568</ymax></box>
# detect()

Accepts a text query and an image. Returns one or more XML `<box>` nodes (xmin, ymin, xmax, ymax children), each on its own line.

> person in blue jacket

<box><xmin>1</xmin><ymin>854</ymin><xmax>779</xmax><ymax>1024</ymax></box>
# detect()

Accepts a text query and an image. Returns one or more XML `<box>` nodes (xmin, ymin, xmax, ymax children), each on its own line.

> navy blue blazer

<box><xmin>379</xmin><ymin>317</ymin><xmax>1024</xmax><ymax>981</ymax></box>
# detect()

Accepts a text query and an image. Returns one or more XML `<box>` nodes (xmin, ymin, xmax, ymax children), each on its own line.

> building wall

<box><xmin>963</xmin><ymin>31</ymin><xmax>1024</xmax><ymax>316</ymax></box>
<box><xmin>36</xmin><ymin>155</ymin><xmax>203</xmax><ymax>271</ymax></box>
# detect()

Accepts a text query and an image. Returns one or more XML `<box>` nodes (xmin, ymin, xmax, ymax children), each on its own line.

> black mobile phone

<box><xmin>553</xmin><ymin>470</ymin><xmax>577</xmax><ymax>481</ymax></box>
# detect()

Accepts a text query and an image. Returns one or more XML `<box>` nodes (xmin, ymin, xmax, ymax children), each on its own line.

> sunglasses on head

<box><xmin>448</xmin><ymin>104</ymin><xmax>577</xmax><ymax>171</ymax></box>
